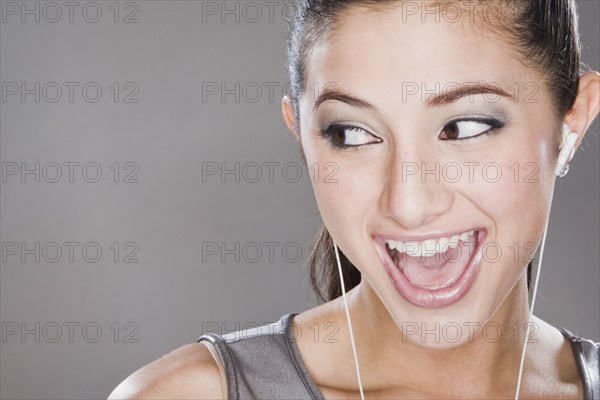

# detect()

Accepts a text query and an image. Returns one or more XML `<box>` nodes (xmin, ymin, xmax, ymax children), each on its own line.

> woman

<box><xmin>109</xmin><ymin>0</ymin><xmax>599</xmax><ymax>398</ymax></box>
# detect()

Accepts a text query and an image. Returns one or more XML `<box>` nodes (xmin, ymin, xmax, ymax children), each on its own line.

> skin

<box><xmin>280</xmin><ymin>4</ymin><xmax>600</xmax><ymax>399</ymax></box>
<box><xmin>108</xmin><ymin>3</ymin><xmax>599</xmax><ymax>399</ymax></box>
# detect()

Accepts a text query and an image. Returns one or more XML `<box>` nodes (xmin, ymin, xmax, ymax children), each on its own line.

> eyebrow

<box><xmin>312</xmin><ymin>83</ymin><xmax>515</xmax><ymax>111</ymax></box>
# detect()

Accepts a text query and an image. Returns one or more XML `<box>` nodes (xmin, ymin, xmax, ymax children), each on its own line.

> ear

<box><xmin>282</xmin><ymin>95</ymin><xmax>300</xmax><ymax>143</ymax></box>
<box><xmin>564</xmin><ymin>71</ymin><xmax>600</xmax><ymax>161</ymax></box>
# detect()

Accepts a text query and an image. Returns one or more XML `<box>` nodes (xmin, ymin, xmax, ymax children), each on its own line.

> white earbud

<box><xmin>556</xmin><ymin>123</ymin><xmax>578</xmax><ymax>177</ymax></box>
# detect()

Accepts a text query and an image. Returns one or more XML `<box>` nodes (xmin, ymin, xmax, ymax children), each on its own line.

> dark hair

<box><xmin>285</xmin><ymin>0</ymin><xmax>587</xmax><ymax>303</ymax></box>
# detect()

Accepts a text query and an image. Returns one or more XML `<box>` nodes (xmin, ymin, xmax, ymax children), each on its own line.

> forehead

<box><xmin>302</xmin><ymin>4</ymin><xmax>537</xmax><ymax>109</ymax></box>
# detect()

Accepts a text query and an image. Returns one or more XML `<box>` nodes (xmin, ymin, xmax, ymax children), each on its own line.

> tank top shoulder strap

<box><xmin>197</xmin><ymin>313</ymin><xmax>326</xmax><ymax>400</ymax></box>
<box><xmin>197</xmin><ymin>330</ymin><xmax>239</xmax><ymax>399</ymax></box>
<box><xmin>555</xmin><ymin>325</ymin><xmax>600</xmax><ymax>399</ymax></box>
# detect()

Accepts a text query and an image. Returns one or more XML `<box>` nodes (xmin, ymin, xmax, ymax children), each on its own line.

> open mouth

<box><xmin>374</xmin><ymin>228</ymin><xmax>486</xmax><ymax>308</ymax></box>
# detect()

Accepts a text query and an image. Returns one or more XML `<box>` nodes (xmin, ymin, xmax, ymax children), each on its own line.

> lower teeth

<box><xmin>389</xmin><ymin>245</ymin><xmax>452</xmax><ymax>266</ymax></box>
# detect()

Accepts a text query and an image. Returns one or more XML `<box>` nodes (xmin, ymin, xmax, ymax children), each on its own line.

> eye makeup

<box><xmin>317</xmin><ymin>115</ymin><xmax>509</xmax><ymax>151</ymax></box>
<box><xmin>317</xmin><ymin>123</ymin><xmax>381</xmax><ymax>151</ymax></box>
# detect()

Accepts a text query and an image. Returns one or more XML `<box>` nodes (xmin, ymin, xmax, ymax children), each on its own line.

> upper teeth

<box><xmin>385</xmin><ymin>230</ymin><xmax>476</xmax><ymax>257</ymax></box>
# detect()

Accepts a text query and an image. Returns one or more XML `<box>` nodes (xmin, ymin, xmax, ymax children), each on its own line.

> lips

<box><xmin>374</xmin><ymin>229</ymin><xmax>486</xmax><ymax>308</ymax></box>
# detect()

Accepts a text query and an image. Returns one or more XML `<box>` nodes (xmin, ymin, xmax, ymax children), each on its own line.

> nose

<box><xmin>380</xmin><ymin>151</ymin><xmax>455</xmax><ymax>230</ymax></box>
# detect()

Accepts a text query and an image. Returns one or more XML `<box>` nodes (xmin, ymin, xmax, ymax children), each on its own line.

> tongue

<box><xmin>397</xmin><ymin>232</ymin><xmax>478</xmax><ymax>290</ymax></box>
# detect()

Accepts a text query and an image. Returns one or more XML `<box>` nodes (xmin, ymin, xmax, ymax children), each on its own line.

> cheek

<box><xmin>489</xmin><ymin>133</ymin><xmax>555</xmax><ymax>233</ymax></box>
<box><xmin>310</xmin><ymin>155</ymin><xmax>379</xmax><ymax>239</ymax></box>
<box><xmin>299</xmin><ymin>122</ymin><xmax>381</xmax><ymax>238</ymax></box>
<box><xmin>470</xmin><ymin>132</ymin><xmax>556</xmax><ymax>288</ymax></box>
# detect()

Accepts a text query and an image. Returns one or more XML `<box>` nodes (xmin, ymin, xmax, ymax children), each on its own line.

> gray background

<box><xmin>0</xmin><ymin>1</ymin><xmax>598</xmax><ymax>398</ymax></box>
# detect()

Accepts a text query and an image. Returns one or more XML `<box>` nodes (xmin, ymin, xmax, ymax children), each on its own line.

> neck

<box><xmin>345</xmin><ymin>276</ymin><xmax>533</xmax><ymax>398</ymax></box>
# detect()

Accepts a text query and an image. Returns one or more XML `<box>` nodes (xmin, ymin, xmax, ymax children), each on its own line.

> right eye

<box><xmin>318</xmin><ymin>124</ymin><xmax>382</xmax><ymax>150</ymax></box>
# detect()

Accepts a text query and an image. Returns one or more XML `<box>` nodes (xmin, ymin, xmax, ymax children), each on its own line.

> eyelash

<box><xmin>317</xmin><ymin>117</ymin><xmax>507</xmax><ymax>151</ymax></box>
<box><xmin>317</xmin><ymin>124</ymin><xmax>379</xmax><ymax>151</ymax></box>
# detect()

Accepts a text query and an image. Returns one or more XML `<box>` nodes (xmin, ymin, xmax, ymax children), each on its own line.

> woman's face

<box><xmin>294</xmin><ymin>4</ymin><xmax>560</xmax><ymax>348</ymax></box>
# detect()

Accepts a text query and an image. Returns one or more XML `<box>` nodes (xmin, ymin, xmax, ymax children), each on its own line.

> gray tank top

<box><xmin>197</xmin><ymin>312</ymin><xmax>600</xmax><ymax>399</ymax></box>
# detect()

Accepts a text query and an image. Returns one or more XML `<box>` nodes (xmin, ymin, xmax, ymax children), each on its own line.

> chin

<box><xmin>386</xmin><ymin>301</ymin><xmax>499</xmax><ymax>350</ymax></box>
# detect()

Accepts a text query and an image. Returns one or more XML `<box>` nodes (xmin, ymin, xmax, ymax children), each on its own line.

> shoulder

<box><xmin>107</xmin><ymin>341</ymin><xmax>224</xmax><ymax>399</ymax></box>
<box><xmin>555</xmin><ymin>324</ymin><xmax>600</xmax><ymax>356</ymax></box>
<box><xmin>544</xmin><ymin>321</ymin><xmax>599</xmax><ymax>398</ymax></box>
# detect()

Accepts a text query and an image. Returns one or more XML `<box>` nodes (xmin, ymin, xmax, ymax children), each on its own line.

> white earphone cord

<box><xmin>334</xmin><ymin>212</ymin><xmax>550</xmax><ymax>400</ymax></box>
<box><xmin>516</xmin><ymin>124</ymin><xmax>572</xmax><ymax>398</ymax></box>
<box><xmin>514</xmin><ymin>205</ymin><xmax>551</xmax><ymax>400</ymax></box>
<box><xmin>334</xmin><ymin>242</ymin><xmax>366</xmax><ymax>400</ymax></box>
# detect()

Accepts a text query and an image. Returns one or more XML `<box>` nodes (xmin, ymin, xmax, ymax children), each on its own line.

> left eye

<box><xmin>340</xmin><ymin>126</ymin><xmax>375</xmax><ymax>145</ymax></box>
<box><xmin>439</xmin><ymin>118</ymin><xmax>503</xmax><ymax>140</ymax></box>
<box><xmin>320</xmin><ymin>124</ymin><xmax>381</xmax><ymax>148</ymax></box>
